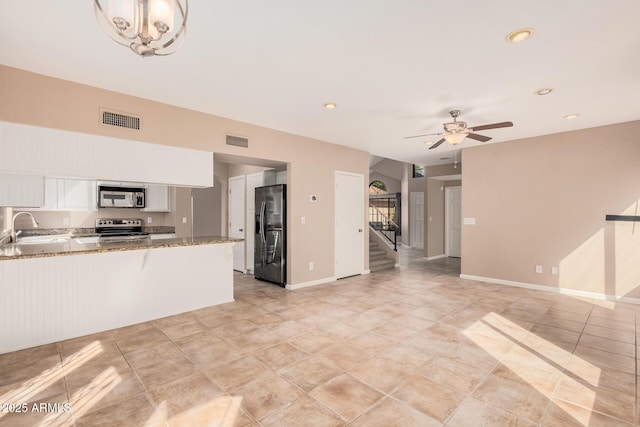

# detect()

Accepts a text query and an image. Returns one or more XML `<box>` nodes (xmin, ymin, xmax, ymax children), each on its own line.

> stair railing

<box><xmin>368</xmin><ymin>204</ymin><xmax>398</xmax><ymax>251</ymax></box>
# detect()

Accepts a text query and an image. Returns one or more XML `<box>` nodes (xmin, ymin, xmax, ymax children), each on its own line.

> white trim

<box><xmin>286</xmin><ymin>276</ymin><xmax>337</xmax><ymax>290</ymax></box>
<box><xmin>425</xmin><ymin>254</ymin><xmax>446</xmax><ymax>261</ymax></box>
<box><xmin>362</xmin><ymin>269</ymin><xmax>371</xmax><ymax>275</ymax></box>
<box><xmin>459</xmin><ymin>274</ymin><xmax>640</xmax><ymax>305</ymax></box>
<box><xmin>394</xmin><ymin>263</ymin><xmax>400</xmax><ymax>268</ymax></box>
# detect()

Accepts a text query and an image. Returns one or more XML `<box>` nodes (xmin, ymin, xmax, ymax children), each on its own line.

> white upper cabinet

<box><xmin>33</xmin><ymin>178</ymin><xmax>97</xmax><ymax>211</ymax></box>
<box><xmin>0</xmin><ymin>173</ymin><xmax>44</xmax><ymax>207</ymax></box>
<box><xmin>58</xmin><ymin>179</ymin><xmax>97</xmax><ymax>211</ymax></box>
<box><xmin>0</xmin><ymin>121</ymin><xmax>213</xmax><ymax>187</ymax></box>
<box><xmin>142</xmin><ymin>184</ymin><xmax>171</xmax><ymax>212</ymax></box>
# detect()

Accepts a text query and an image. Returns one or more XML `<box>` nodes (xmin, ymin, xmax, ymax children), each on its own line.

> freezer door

<box><xmin>254</xmin><ymin>185</ymin><xmax>286</xmax><ymax>285</ymax></box>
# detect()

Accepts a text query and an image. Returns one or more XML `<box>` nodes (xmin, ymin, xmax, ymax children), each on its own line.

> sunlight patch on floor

<box><xmin>0</xmin><ymin>340</ymin><xmax>103</xmax><ymax>420</ymax></box>
<box><xmin>166</xmin><ymin>395</ymin><xmax>244</xmax><ymax>426</ymax></box>
<box><xmin>464</xmin><ymin>312</ymin><xmax>600</xmax><ymax>425</ymax></box>
<box><xmin>67</xmin><ymin>368</ymin><xmax>121</xmax><ymax>417</ymax></box>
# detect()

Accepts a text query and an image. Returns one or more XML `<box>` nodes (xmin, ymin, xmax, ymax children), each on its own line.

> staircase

<box><xmin>369</xmin><ymin>238</ymin><xmax>396</xmax><ymax>272</ymax></box>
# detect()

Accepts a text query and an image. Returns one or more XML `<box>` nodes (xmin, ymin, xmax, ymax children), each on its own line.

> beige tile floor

<box><xmin>1</xmin><ymin>247</ymin><xmax>638</xmax><ymax>426</ymax></box>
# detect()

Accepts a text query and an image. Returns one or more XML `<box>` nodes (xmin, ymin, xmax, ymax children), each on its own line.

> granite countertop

<box><xmin>0</xmin><ymin>236</ymin><xmax>242</xmax><ymax>260</ymax></box>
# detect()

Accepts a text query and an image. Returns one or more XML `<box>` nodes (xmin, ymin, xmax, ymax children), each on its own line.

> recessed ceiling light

<box><xmin>424</xmin><ymin>141</ymin><xmax>433</xmax><ymax>146</ymax></box>
<box><xmin>564</xmin><ymin>113</ymin><xmax>580</xmax><ymax>119</ymax></box>
<box><xmin>506</xmin><ymin>28</ymin><xmax>534</xmax><ymax>43</ymax></box>
<box><xmin>323</xmin><ymin>102</ymin><xmax>337</xmax><ymax>109</ymax></box>
<box><xmin>535</xmin><ymin>88</ymin><xmax>553</xmax><ymax>96</ymax></box>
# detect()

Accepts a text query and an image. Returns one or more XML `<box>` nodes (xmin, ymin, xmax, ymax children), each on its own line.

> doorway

<box><xmin>410</xmin><ymin>192</ymin><xmax>424</xmax><ymax>249</ymax></box>
<box><xmin>335</xmin><ymin>171</ymin><xmax>364</xmax><ymax>279</ymax></box>
<box><xmin>445</xmin><ymin>186</ymin><xmax>462</xmax><ymax>258</ymax></box>
<box><xmin>229</xmin><ymin>175</ymin><xmax>246</xmax><ymax>272</ymax></box>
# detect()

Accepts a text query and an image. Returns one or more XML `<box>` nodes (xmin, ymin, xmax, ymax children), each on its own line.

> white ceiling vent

<box><xmin>100</xmin><ymin>109</ymin><xmax>141</xmax><ymax>130</ymax></box>
<box><xmin>226</xmin><ymin>134</ymin><xmax>249</xmax><ymax>148</ymax></box>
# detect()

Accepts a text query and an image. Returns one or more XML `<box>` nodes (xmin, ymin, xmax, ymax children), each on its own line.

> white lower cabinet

<box><xmin>0</xmin><ymin>243</ymin><xmax>235</xmax><ymax>354</ymax></box>
<box><xmin>142</xmin><ymin>184</ymin><xmax>171</xmax><ymax>212</ymax></box>
<box><xmin>150</xmin><ymin>233</ymin><xmax>175</xmax><ymax>240</ymax></box>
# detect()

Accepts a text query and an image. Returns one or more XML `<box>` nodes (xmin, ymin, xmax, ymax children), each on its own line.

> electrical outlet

<box><xmin>182</xmin><ymin>217</ymin><xmax>187</xmax><ymax>224</ymax></box>
<box><xmin>551</xmin><ymin>266</ymin><xmax>559</xmax><ymax>275</ymax></box>
<box><xmin>309</xmin><ymin>262</ymin><xmax>314</xmax><ymax>270</ymax></box>
<box><xmin>63</xmin><ymin>217</ymin><xmax>70</xmax><ymax>226</ymax></box>
<box><xmin>535</xmin><ymin>265</ymin><xmax>543</xmax><ymax>274</ymax></box>
<box><xmin>301</xmin><ymin>216</ymin><xmax>306</xmax><ymax>224</ymax></box>
<box><xmin>147</xmin><ymin>216</ymin><xmax>153</xmax><ymax>224</ymax></box>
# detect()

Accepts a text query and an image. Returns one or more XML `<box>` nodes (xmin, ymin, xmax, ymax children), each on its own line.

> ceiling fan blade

<box><xmin>403</xmin><ymin>132</ymin><xmax>443</xmax><ymax>139</ymax></box>
<box><xmin>466</xmin><ymin>133</ymin><xmax>492</xmax><ymax>142</ymax></box>
<box><xmin>428</xmin><ymin>138</ymin><xmax>446</xmax><ymax>150</ymax></box>
<box><xmin>469</xmin><ymin>121</ymin><xmax>513</xmax><ymax>132</ymax></box>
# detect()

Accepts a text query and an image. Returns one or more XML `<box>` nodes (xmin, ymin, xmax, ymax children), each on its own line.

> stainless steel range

<box><xmin>96</xmin><ymin>218</ymin><xmax>149</xmax><ymax>243</ymax></box>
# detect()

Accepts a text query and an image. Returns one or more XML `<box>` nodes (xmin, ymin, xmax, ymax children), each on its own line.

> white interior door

<box><xmin>445</xmin><ymin>186</ymin><xmax>462</xmax><ymax>257</ymax></box>
<box><xmin>410</xmin><ymin>192</ymin><xmax>424</xmax><ymax>249</ymax></box>
<box><xmin>229</xmin><ymin>175</ymin><xmax>246</xmax><ymax>272</ymax></box>
<box><xmin>335</xmin><ymin>171</ymin><xmax>364</xmax><ymax>279</ymax></box>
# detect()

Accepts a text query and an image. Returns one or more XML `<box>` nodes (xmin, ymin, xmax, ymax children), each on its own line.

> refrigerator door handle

<box><xmin>260</xmin><ymin>201</ymin><xmax>267</xmax><ymax>243</ymax></box>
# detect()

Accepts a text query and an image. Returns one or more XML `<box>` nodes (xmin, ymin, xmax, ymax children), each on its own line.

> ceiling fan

<box><xmin>404</xmin><ymin>110</ymin><xmax>513</xmax><ymax>150</ymax></box>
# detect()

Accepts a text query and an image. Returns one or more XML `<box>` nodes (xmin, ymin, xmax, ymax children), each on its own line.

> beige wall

<box><xmin>369</xmin><ymin>172</ymin><xmax>401</xmax><ymax>194</ymax></box>
<box><xmin>228</xmin><ymin>164</ymin><xmax>274</xmax><ymax>177</ymax></box>
<box><xmin>0</xmin><ymin>65</ymin><xmax>370</xmax><ymax>285</ymax></box>
<box><xmin>462</xmin><ymin>120</ymin><xmax>640</xmax><ymax>299</ymax></box>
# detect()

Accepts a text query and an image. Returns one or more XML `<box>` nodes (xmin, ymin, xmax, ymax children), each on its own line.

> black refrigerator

<box><xmin>254</xmin><ymin>184</ymin><xmax>286</xmax><ymax>286</ymax></box>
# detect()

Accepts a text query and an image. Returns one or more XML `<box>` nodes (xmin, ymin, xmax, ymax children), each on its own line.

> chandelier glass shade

<box><xmin>94</xmin><ymin>0</ymin><xmax>188</xmax><ymax>57</ymax></box>
<box><xmin>443</xmin><ymin>132</ymin><xmax>467</xmax><ymax>145</ymax></box>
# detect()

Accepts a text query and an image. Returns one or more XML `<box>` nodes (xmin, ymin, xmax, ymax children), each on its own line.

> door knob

<box><xmin>239</xmin><ymin>228</ymin><xmax>244</xmax><ymax>232</ymax></box>
<box><xmin>358</xmin><ymin>229</ymin><xmax>363</xmax><ymax>232</ymax></box>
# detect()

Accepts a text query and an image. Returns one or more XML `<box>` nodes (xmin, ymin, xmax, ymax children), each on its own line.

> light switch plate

<box><xmin>463</xmin><ymin>218</ymin><xmax>476</xmax><ymax>225</ymax></box>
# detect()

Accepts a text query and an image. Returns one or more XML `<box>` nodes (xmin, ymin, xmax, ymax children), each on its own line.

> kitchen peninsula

<box><xmin>0</xmin><ymin>236</ymin><xmax>240</xmax><ymax>354</ymax></box>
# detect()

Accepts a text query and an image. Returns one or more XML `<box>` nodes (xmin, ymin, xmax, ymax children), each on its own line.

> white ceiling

<box><xmin>1</xmin><ymin>1</ymin><xmax>639</xmax><ymax>166</ymax></box>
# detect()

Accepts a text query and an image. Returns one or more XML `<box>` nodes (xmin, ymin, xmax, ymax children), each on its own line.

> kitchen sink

<box><xmin>15</xmin><ymin>235</ymin><xmax>73</xmax><ymax>245</ymax></box>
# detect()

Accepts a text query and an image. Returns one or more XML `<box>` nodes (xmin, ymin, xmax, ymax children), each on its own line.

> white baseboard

<box><xmin>363</xmin><ymin>269</ymin><xmax>371</xmax><ymax>275</ymax></box>
<box><xmin>286</xmin><ymin>276</ymin><xmax>337</xmax><ymax>290</ymax></box>
<box><xmin>459</xmin><ymin>274</ymin><xmax>640</xmax><ymax>305</ymax></box>
<box><xmin>424</xmin><ymin>254</ymin><xmax>446</xmax><ymax>261</ymax></box>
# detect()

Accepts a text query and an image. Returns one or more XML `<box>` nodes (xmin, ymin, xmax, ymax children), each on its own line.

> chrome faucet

<box><xmin>11</xmin><ymin>212</ymin><xmax>39</xmax><ymax>242</ymax></box>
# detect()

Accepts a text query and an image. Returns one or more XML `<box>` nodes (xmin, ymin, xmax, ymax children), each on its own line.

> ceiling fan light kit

<box><xmin>94</xmin><ymin>0</ymin><xmax>188</xmax><ymax>57</ymax></box>
<box><xmin>444</xmin><ymin>133</ymin><xmax>466</xmax><ymax>145</ymax></box>
<box><xmin>404</xmin><ymin>110</ymin><xmax>513</xmax><ymax>150</ymax></box>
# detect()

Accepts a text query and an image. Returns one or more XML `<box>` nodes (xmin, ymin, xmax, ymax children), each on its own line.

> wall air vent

<box><xmin>226</xmin><ymin>134</ymin><xmax>249</xmax><ymax>148</ymax></box>
<box><xmin>101</xmin><ymin>109</ymin><xmax>141</xmax><ymax>130</ymax></box>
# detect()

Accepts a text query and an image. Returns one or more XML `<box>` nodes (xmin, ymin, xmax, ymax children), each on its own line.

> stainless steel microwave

<box><xmin>98</xmin><ymin>185</ymin><xmax>145</xmax><ymax>208</ymax></box>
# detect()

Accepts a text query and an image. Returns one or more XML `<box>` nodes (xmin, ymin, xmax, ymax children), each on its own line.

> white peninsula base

<box><xmin>0</xmin><ymin>242</ymin><xmax>235</xmax><ymax>354</ymax></box>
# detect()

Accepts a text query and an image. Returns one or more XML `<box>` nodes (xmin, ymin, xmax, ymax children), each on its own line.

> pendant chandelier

<box><xmin>94</xmin><ymin>0</ymin><xmax>188</xmax><ymax>57</ymax></box>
